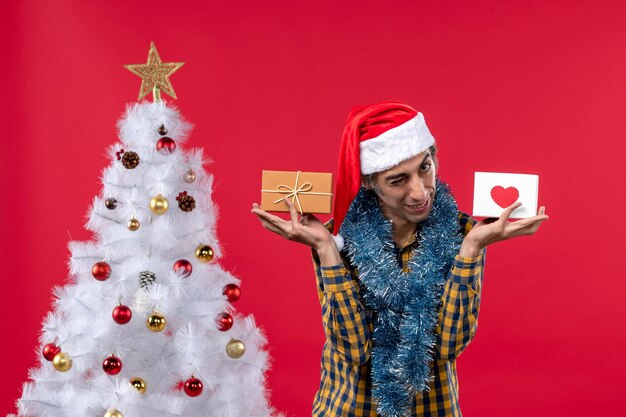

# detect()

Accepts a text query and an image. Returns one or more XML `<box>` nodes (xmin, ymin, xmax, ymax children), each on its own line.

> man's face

<box><xmin>370</xmin><ymin>151</ymin><xmax>436</xmax><ymax>227</ymax></box>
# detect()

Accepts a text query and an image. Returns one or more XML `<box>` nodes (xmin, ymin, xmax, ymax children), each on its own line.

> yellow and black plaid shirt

<box><xmin>312</xmin><ymin>213</ymin><xmax>484</xmax><ymax>417</ymax></box>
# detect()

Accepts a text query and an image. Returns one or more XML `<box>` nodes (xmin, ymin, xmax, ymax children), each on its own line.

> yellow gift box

<box><xmin>261</xmin><ymin>170</ymin><xmax>333</xmax><ymax>214</ymax></box>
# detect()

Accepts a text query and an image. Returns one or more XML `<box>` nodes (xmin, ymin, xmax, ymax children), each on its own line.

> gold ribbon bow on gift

<box><xmin>261</xmin><ymin>171</ymin><xmax>332</xmax><ymax>215</ymax></box>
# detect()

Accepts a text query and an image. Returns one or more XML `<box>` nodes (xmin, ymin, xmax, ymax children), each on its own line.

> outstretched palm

<box><xmin>465</xmin><ymin>202</ymin><xmax>549</xmax><ymax>249</ymax></box>
<box><xmin>251</xmin><ymin>199</ymin><xmax>332</xmax><ymax>250</ymax></box>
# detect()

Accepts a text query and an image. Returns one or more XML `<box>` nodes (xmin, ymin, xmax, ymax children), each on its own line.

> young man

<box><xmin>252</xmin><ymin>101</ymin><xmax>548</xmax><ymax>417</ymax></box>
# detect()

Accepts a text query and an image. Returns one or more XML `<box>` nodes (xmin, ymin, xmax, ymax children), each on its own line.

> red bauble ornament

<box><xmin>92</xmin><ymin>261</ymin><xmax>111</xmax><ymax>281</ymax></box>
<box><xmin>42</xmin><ymin>343</ymin><xmax>61</xmax><ymax>361</ymax></box>
<box><xmin>173</xmin><ymin>259</ymin><xmax>193</xmax><ymax>277</ymax></box>
<box><xmin>184</xmin><ymin>377</ymin><xmax>203</xmax><ymax>397</ymax></box>
<box><xmin>222</xmin><ymin>284</ymin><xmax>241</xmax><ymax>303</ymax></box>
<box><xmin>216</xmin><ymin>312</ymin><xmax>233</xmax><ymax>331</ymax></box>
<box><xmin>156</xmin><ymin>137</ymin><xmax>176</xmax><ymax>154</ymax></box>
<box><xmin>112</xmin><ymin>305</ymin><xmax>132</xmax><ymax>324</ymax></box>
<box><xmin>102</xmin><ymin>355</ymin><xmax>122</xmax><ymax>375</ymax></box>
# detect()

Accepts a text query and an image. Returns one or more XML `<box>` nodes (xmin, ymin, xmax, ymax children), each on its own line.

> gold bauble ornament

<box><xmin>184</xmin><ymin>168</ymin><xmax>196</xmax><ymax>183</ymax></box>
<box><xmin>127</xmin><ymin>218</ymin><xmax>140</xmax><ymax>231</ymax></box>
<box><xmin>104</xmin><ymin>409</ymin><xmax>123</xmax><ymax>417</ymax></box>
<box><xmin>52</xmin><ymin>352</ymin><xmax>72</xmax><ymax>372</ymax></box>
<box><xmin>130</xmin><ymin>377</ymin><xmax>147</xmax><ymax>394</ymax></box>
<box><xmin>195</xmin><ymin>244</ymin><xmax>214</xmax><ymax>263</ymax></box>
<box><xmin>225</xmin><ymin>339</ymin><xmax>246</xmax><ymax>359</ymax></box>
<box><xmin>147</xmin><ymin>311</ymin><xmax>166</xmax><ymax>332</ymax></box>
<box><xmin>150</xmin><ymin>195</ymin><xmax>169</xmax><ymax>215</ymax></box>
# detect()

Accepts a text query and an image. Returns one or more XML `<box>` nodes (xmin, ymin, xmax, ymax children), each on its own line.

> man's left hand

<box><xmin>459</xmin><ymin>202</ymin><xmax>549</xmax><ymax>258</ymax></box>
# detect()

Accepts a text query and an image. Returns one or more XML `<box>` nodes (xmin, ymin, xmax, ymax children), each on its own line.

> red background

<box><xmin>2</xmin><ymin>1</ymin><xmax>625</xmax><ymax>416</ymax></box>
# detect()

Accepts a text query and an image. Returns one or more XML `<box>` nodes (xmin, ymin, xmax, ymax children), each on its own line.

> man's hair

<box><xmin>361</xmin><ymin>144</ymin><xmax>438</xmax><ymax>196</ymax></box>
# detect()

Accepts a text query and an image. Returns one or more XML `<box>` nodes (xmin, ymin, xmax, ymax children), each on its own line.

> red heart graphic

<box><xmin>490</xmin><ymin>186</ymin><xmax>519</xmax><ymax>208</ymax></box>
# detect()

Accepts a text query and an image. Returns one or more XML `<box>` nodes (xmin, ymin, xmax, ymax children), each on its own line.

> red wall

<box><xmin>2</xmin><ymin>1</ymin><xmax>625</xmax><ymax>416</ymax></box>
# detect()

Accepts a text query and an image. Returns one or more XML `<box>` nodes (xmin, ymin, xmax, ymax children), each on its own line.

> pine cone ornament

<box><xmin>122</xmin><ymin>151</ymin><xmax>140</xmax><ymax>169</ymax></box>
<box><xmin>139</xmin><ymin>271</ymin><xmax>156</xmax><ymax>289</ymax></box>
<box><xmin>176</xmin><ymin>191</ymin><xmax>196</xmax><ymax>212</ymax></box>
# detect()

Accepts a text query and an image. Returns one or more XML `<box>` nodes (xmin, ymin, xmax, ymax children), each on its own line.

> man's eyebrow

<box><xmin>382</xmin><ymin>153</ymin><xmax>432</xmax><ymax>181</ymax></box>
<box><xmin>419</xmin><ymin>153</ymin><xmax>433</xmax><ymax>166</ymax></box>
<box><xmin>383</xmin><ymin>172</ymin><xmax>407</xmax><ymax>182</ymax></box>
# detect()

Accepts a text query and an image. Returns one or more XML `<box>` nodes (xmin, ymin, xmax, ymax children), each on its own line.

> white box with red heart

<box><xmin>472</xmin><ymin>172</ymin><xmax>539</xmax><ymax>219</ymax></box>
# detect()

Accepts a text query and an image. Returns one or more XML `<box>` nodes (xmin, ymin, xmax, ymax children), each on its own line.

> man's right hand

<box><xmin>251</xmin><ymin>198</ymin><xmax>342</xmax><ymax>266</ymax></box>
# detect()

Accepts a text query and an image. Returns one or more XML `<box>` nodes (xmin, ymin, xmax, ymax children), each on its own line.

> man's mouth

<box><xmin>406</xmin><ymin>199</ymin><xmax>429</xmax><ymax>212</ymax></box>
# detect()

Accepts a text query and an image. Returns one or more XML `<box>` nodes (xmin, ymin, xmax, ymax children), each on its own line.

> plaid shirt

<box><xmin>312</xmin><ymin>212</ymin><xmax>484</xmax><ymax>417</ymax></box>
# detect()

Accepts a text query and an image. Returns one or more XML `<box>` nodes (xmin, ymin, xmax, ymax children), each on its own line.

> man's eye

<box><xmin>420</xmin><ymin>163</ymin><xmax>431</xmax><ymax>172</ymax></box>
<box><xmin>390</xmin><ymin>178</ymin><xmax>405</xmax><ymax>185</ymax></box>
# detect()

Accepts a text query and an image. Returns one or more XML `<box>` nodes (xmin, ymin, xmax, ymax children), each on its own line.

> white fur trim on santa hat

<box><xmin>359</xmin><ymin>113</ymin><xmax>435</xmax><ymax>175</ymax></box>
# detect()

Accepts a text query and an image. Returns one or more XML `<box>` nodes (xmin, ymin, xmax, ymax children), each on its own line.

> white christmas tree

<box><xmin>10</xmin><ymin>44</ymin><xmax>278</xmax><ymax>417</ymax></box>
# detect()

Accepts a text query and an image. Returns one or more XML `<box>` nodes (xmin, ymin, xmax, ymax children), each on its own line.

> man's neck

<box><xmin>379</xmin><ymin>204</ymin><xmax>419</xmax><ymax>246</ymax></box>
<box><xmin>392</xmin><ymin>220</ymin><xmax>418</xmax><ymax>247</ymax></box>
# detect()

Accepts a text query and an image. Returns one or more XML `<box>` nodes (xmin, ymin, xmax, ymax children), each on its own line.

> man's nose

<box><xmin>408</xmin><ymin>175</ymin><xmax>427</xmax><ymax>201</ymax></box>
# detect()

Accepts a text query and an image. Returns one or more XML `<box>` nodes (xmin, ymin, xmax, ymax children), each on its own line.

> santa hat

<box><xmin>333</xmin><ymin>100</ymin><xmax>435</xmax><ymax>237</ymax></box>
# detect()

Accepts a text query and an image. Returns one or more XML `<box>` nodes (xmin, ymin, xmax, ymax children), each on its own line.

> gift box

<box><xmin>472</xmin><ymin>172</ymin><xmax>539</xmax><ymax>219</ymax></box>
<box><xmin>261</xmin><ymin>170</ymin><xmax>333</xmax><ymax>214</ymax></box>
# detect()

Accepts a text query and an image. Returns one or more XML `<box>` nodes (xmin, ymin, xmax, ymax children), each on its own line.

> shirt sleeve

<box><xmin>436</xmin><ymin>250</ymin><xmax>484</xmax><ymax>361</ymax></box>
<box><xmin>313</xmin><ymin>255</ymin><xmax>371</xmax><ymax>366</ymax></box>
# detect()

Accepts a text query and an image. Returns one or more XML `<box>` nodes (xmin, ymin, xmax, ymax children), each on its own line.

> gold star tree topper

<box><xmin>125</xmin><ymin>42</ymin><xmax>184</xmax><ymax>101</ymax></box>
